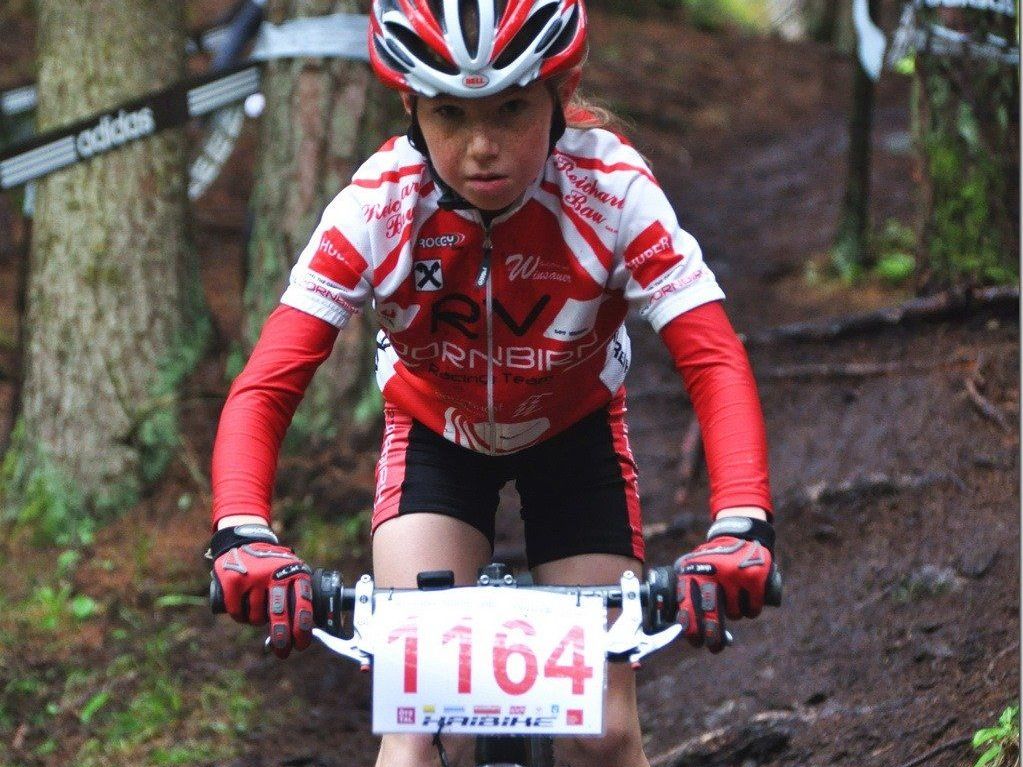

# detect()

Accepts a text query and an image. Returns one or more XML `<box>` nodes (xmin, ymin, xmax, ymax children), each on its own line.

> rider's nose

<box><xmin>467</xmin><ymin>126</ymin><xmax>500</xmax><ymax>162</ymax></box>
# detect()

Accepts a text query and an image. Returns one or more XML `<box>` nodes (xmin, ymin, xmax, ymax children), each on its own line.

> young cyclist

<box><xmin>207</xmin><ymin>1</ymin><xmax>778</xmax><ymax>765</ymax></box>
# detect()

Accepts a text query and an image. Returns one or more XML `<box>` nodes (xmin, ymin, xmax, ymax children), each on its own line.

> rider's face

<box><xmin>416</xmin><ymin>81</ymin><xmax>554</xmax><ymax>212</ymax></box>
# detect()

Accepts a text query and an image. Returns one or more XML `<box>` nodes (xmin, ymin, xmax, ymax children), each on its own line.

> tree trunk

<box><xmin>831</xmin><ymin>0</ymin><xmax>879</xmax><ymax>280</ymax></box>
<box><xmin>913</xmin><ymin>4</ymin><xmax>1019</xmax><ymax>288</ymax></box>
<box><xmin>244</xmin><ymin>0</ymin><xmax>387</xmax><ymax>448</ymax></box>
<box><xmin>4</xmin><ymin>2</ymin><xmax>203</xmax><ymax>536</ymax></box>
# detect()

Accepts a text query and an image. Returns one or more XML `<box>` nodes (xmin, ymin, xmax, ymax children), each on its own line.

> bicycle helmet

<box><xmin>369</xmin><ymin>0</ymin><xmax>587</xmax><ymax>98</ymax></box>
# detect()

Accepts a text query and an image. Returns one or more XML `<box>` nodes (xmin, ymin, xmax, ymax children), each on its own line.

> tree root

<box><xmin>648</xmin><ymin>710</ymin><xmax>807</xmax><ymax>767</ymax></box>
<box><xmin>891</xmin><ymin>734</ymin><xmax>973</xmax><ymax>767</ymax></box>
<box><xmin>776</xmin><ymin>472</ymin><xmax>964</xmax><ymax>512</ymax></box>
<box><xmin>757</xmin><ymin>355</ymin><xmax>976</xmax><ymax>381</ymax></box>
<box><xmin>741</xmin><ymin>285</ymin><xmax>1019</xmax><ymax>347</ymax></box>
<box><xmin>965</xmin><ymin>376</ymin><xmax>1012</xmax><ymax>433</ymax></box>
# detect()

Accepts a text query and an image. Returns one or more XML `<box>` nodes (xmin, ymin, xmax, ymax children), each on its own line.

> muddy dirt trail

<box><xmin>0</xmin><ymin>8</ymin><xmax>1018</xmax><ymax>767</ymax></box>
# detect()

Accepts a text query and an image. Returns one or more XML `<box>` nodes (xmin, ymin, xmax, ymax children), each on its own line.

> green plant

<box><xmin>872</xmin><ymin>219</ymin><xmax>918</xmax><ymax>285</ymax></box>
<box><xmin>973</xmin><ymin>703</ymin><xmax>1020</xmax><ymax>767</ymax></box>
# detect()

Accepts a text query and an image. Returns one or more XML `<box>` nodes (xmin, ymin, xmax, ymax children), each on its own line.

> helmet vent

<box><xmin>459</xmin><ymin>0</ymin><xmax>481</xmax><ymax>59</ymax></box>
<box><xmin>375</xmin><ymin>36</ymin><xmax>411</xmax><ymax>73</ymax></box>
<box><xmin>426</xmin><ymin>0</ymin><xmax>445</xmax><ymax>24</ymax></box>
<box><xmin>492</xmin><ymin>4</ymin><xmax>558</xmax><ymax>69</ymax></box>
<box><xmin>542</xmin><ymin>4</ymin><xmax>578</xmax><ymax>58</ymax></box>
<box><xmin>386</xmin><ymin>21</ymin><xmax>460</xmax><ymax>75</ymax></box>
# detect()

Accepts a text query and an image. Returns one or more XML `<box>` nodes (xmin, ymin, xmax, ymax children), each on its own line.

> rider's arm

<box><xmin>211</xmin><ymin>304</ymin><xmax>339</xmax><ymax>530</ymax></box>
<box><xmin>659</xmin><ymin>300</ymin><xmax>772</xmax><ymax>520</ymax></box>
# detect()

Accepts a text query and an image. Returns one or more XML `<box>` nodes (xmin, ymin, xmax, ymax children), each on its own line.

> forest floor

<box><xmin>0</xmin><ymin>6</ymin><xmax>1019</xmax><ymax>767</ymax></box>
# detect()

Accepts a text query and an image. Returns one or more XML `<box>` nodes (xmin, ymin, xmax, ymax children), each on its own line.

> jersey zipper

<box><xmin>476</xmin><ymin>224</ymin><xmax>496</xmax><ymax>454</ymax></box>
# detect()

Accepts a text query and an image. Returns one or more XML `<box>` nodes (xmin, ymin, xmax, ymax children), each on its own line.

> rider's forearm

<box><xmin>659</xmin><ymin>301</ymin><xmax>773</xmax><ymax>519</ymax></box>
<box><xmin>211</xmin><ymin>305</ymin><xmax>339</xmax><ymax>530</ymax></box>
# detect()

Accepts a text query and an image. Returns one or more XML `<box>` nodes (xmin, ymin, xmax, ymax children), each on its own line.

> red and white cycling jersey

<box><xmin>281</xmin><ymin>128</ymin><xmax>724</xmax><ymax>454</ymax></box>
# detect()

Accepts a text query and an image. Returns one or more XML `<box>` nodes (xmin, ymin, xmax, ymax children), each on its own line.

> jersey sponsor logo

<box><xmin>626</xmin><ymin>234</ymin><xmax>673</xmax><ymax>271</ymax></box>
<box><xmin>299</xmin><ymin>274</ymin><xmax>360</xmax><ymax>315</ymax></box>
<box><xmin>647</xmin><ymin>268</ymin><xmax>705</xmax><ymax>305</ymax></box>
<box><xmin>376</xmin><ymin>302</ymin><xmax>421</xmax><ymax>332</ymax></box>
<box><xmin>417</xmin><ymin>233</ymin><xmax>466</xmax><ymax>249</ymax></box>
<box><xmin>543</xmin><ymin>296</ymin><xmax>601</xmax><ymax>341</ymax></box>
<box><xmin>75</xmin><ymin>107</ymin><xmax>156</xmax><ymax>158</ymax></box>
<box><xmin>390</xmin><ymin>332</ymin><xmax>602</xmax><ymax>374</ymax></box>
<box><xmin>429</xmin><ymin>293</ymin><xmax>550</xmax><ymax>338</ymax></box>
<box><xmin>624</xmin><ymin>221</ymin><xmax>677</xmax><ymax>288</ymax></box>
<box><xmin>513</xmin><ymin>392</ymin><xmax>555</xmax><ymax>418</ymax></box>
<box><xmin>414</xmin><ymin>260</ymin><xmax>443</xmax><ymax>291</ymax></box>
<box><xmin>505</xmin><ymin>253</ymin><xmax>571</xmax><ymax>283</ymax></box>
<box><xmin>309</xmin><ymin>227</ymin><xmax>367</xmax><ymax>290</ymax></box>
<box><xmin>552</xmin><ymin>154</ymin><xmax>627</xmax><ymax>210</ymax></box>
<box><xmin>363</xmin><ymin>193</ymin><xmax>417</xmax><ymax>238</ymax></box>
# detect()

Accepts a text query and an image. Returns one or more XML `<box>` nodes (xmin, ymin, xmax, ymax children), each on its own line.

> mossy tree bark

<box><xmin>5</xmin><ymin>2</ymin><xmax>204</xmax><ymax>536</ymax></box>
<box><xmin>913</xmin><ymin>4</ymin><xmax>1019</xmax><ymax>287</ymax></box>
<box><xmin>245</xmin><ymin>0</ymin><xmax>395</xmax><ymax>448</ymax></box>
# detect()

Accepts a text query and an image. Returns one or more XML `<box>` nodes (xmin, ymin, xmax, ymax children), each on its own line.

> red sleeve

<box><xmin>211</xmin><ymin>305</ymin><xmax>339</xmax><ymax>529</ymax></box>
<box><xmin>659</xmin><ymin>301</ymin><xmax>773</xmax><ymax>519</ymax></box>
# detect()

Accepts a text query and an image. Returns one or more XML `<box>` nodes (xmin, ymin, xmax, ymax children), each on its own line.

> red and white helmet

<box><xmin>369</xmin><ymin>0</ymin><xmax>587</xmax><ymax>98</ymax></box>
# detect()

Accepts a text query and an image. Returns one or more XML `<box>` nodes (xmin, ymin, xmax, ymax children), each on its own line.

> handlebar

<box><xmin>210</xmin><ymin>562</ymin><xmax>684</xmax><ymax>638</ymax></box>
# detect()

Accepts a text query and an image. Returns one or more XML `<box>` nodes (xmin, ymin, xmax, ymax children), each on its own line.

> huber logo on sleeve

<box><xmin>310</xmin><ymin>227</ymin><xmax>367</xmax><ymax>289</ymax></box>
<box><xmin>624</xmin><ymin>221</ymin><xmax>676</xmax><ymax>288</ymax></box>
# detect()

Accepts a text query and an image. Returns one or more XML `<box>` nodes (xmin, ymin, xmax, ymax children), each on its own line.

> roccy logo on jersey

<box><xmin>417</xmin><ymin>233</ymin><xmax>466</xmax><ymax>249</ymax></box>
<box><xmin>75</xmin><ymin>107</ymin><xmax>157</xmax><ymax>158</ymax></box>
<box><xmin>414</xmin><ymin>260</ymin><xmax>443</xmax><ymax>291</ymax></box>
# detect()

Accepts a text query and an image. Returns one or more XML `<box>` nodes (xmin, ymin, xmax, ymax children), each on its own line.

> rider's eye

<box><xmin>499</xmin><ymin>98</ymin><xmax>527</xmax><ymax>116</ymax></box>
<box><xmin>434</xmin><ymin>104</ymin><xmax>464</xmax><ymax>120</ymax></box>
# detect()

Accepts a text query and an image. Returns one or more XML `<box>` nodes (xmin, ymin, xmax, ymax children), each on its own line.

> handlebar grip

<box><xmin>645</xmin><ymin>566</ymin><xmax>678</xmax><ymax>631</ymax></box>
<box><xmin>764</xmin><ymin>563</ymin><xmax>783</xmax><ymax>607</ymax></box>
<box><xmin>311</xmin><ymin>568</ymin><xmax>345</xmax><ymax>637</ymax></box>
<box><xmin>210</xmin><ymin>574</ymin><xmax>226</xmax><ymax>614</ymax></box>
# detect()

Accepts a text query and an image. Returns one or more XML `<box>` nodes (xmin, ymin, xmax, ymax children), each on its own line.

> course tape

<box><xmin>0</xmin><ymin>63</ymin><xmax>261</xmax><ymax>190</ymax></box>
<box><xmin>0</xmin><ymin>13</ymin><xmax>369</xmax><ymax>119</ymax></box>
<box><xmin>887</xmin><ymin>2</ymin><xmax>1020</xmax><ymax>67</ymax></box>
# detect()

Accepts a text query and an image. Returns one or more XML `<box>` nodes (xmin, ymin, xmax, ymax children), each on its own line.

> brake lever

<box><xmin>605</xmin><ymin>571</ymin><xmax>683</xmax><ymax>663</ymax></box>
<box><xmin>604</xmin><ymin>571</ymin><xmax>732</xmax><ymax>664</ymax></box>
<box><xmin>313</xmin><ymin>573</ymin><xmax>375</xmax><ymax>670</ymax></box>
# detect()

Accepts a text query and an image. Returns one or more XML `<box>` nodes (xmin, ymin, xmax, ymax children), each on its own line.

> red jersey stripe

<box><xmin>374</xmin><ymin>222</ymin><xmax>414</xmax><ymax>284</ymax></box>
<box><xmin>541</xmin><ymin>179</ymin><xmax>614</xmax><ymax>272</ymax></box>
<box><xmin>353</xmin><ymin>164</ymin><xmax>426</xmax><ymax>189</ymax></box>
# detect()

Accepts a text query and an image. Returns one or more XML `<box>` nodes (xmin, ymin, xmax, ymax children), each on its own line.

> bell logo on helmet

<box><xmin>463</xmin><ymin>74</ymin><xmax>489</xmax><ymax>89</ymax></box>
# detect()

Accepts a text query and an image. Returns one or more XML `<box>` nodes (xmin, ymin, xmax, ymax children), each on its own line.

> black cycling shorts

<box><xmin>372</xmin><ymin>395</ymin><xmax>644</xmax><ymax>569</ymax></box>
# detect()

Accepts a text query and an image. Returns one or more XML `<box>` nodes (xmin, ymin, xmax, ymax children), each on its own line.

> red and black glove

<box><xmin>675</xmin><ymin>516</ymin><xmax>781</xmax><ymax>653</ymax></box>
<box><xmin>209</xmin><ymin>524</ymin><xmax>314</xmax><ymax>658</ymax></box>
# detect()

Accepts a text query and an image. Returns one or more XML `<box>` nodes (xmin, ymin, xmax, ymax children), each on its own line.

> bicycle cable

<box><xmin>432</xmin><ymin>722</ymin><xmax>453</xmax><ymax>767</ymax></box>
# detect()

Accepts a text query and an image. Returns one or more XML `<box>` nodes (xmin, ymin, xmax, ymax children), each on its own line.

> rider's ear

<box><xmin>556</xmin><ymin>67</ymin><xmax>582</xmax><ymax>105</ymax></box>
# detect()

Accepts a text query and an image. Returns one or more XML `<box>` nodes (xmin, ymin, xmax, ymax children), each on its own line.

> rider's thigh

<box><xmin>534</xmin><ymin>553</ymin><xmax>650</xmax><ymax>767</ymax></box>
<box><xmin>376</xmin><ymin>733</ymin><xmax>474</xmax><ymax>767</ymax></box>
<box><xmin>372</xmin><ymin>512</ymin><xmax>492</xmax><ymax>587</ymax></box>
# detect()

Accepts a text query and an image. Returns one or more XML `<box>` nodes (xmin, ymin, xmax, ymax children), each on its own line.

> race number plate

<box><xmin>370</xmin><ymin>587</ymin><xmax>607</xmax><ymax>735</ymax></box>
